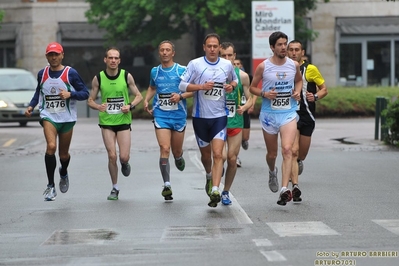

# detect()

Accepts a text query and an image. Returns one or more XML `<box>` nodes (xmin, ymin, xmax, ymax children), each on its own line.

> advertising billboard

<box><xmin>251</xmin><ymin>1</ymin><xmax>294</xmax><ymax>77</ymax></box>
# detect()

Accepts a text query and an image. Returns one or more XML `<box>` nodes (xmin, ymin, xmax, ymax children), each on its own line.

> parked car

<box><xmin>0</xmin><ymin>68</ymin><xmax>40</xmax><ymax>126</ymax></box>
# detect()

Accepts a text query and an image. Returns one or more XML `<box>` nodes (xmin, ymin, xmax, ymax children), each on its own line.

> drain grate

<box><xmin>161</xmin><ymin>226</ymin><xmax>222</xmax><ymax>241</ymax></box>
<box><xmin>42</xmin><ymin>229</ymin><xmax>118</xmax><ymax>245</ymax></box>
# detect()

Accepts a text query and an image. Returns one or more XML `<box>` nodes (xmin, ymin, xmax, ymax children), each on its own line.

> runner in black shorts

<box><xmin>287</xmin><ymin>40</ymin><xmax>328</xmax><ymax>202</ymax></box>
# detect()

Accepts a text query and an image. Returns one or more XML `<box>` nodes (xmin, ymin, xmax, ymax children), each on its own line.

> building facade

<box><xmin>308</xmin><ymin>0</ymin><xmax>399</xmax><ymax>87</ymax></box>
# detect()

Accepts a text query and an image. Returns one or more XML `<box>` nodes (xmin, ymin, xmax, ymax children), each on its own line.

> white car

<box><xmin>0</xmin><ymin>68</ymin><xmax>40</xmax><ymax>126</ymax></box>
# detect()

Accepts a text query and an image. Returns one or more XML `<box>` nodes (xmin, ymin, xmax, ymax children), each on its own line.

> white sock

<box><xmin>212</xmin><ymin>186</ymin><xmax>219</xmax><ymax>192</ymax></box>
<box><xmin>280</xmin><ymin>187</ymin><xmax>287</xmax><ymax>193</ymax></box>
<box><xmin>113</xmin><ymin>184</ymin><xmax>119</xmax><ymax>191</ymax></box>
<box><xmin>206</xmin><ymin>172</ymin><xmax>212</xmax><ymax>180</ymax></box>
<box><xmin>164</xmin><ymin>182</ymin><xmax>171</xmax><ymax>187</ymax></box>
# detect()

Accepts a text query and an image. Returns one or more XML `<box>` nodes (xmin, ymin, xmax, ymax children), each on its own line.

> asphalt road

<box><xmin>0</xmin><ymin>117</ymin><xmax>398</xmax><ymax>266</ymax></box>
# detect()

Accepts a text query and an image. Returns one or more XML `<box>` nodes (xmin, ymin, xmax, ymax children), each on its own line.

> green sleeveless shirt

<box><xmin>226</xmin><ymin>67</ymin><xmax>244</xmax><ymax>129</ymax></box>
<box><xmin>98</xmin><ymin>69</ymin><xmax>132</xmax><ymax>126</ymax></box>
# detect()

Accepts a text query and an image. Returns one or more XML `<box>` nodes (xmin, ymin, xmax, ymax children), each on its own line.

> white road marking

<box><xmin>267</xmin><ymin>221</ymin><xmax>340</xmax><ymax>237</ymax></box>
<box><xmin>260</xmin><ymin>250</ymin><xmax>287</xmax><ymax>262</ymax></box>
<box><xmin>188</xmin><ymin>135</ymin><xmax>253</xmax><ymax>224</ymax></box>
<box><xmin>3</xmin><ymin>138</ymin><xmax>16</xmax><ymax>147</ymax></box>
<box><xmin>372</xmin><ymin>219</ymin><xmax>399</xmax><ymax>235</ymax></box>
<box><xmin>253</xmin><ymin>238</ymin><xmax>273</xmax><ymax>247</ymax></box>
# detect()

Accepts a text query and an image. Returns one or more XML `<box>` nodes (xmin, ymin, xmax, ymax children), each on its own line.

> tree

<box><xmin>85</xmin><ymin>0</ymin><xmax>328</xmax><ymax>57</ymax></box>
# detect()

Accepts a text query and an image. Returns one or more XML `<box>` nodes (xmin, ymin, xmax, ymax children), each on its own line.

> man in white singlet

<box><xmin>250</xmin><ymin>31</ymin><xmax>302</xmax><ymax>206</ymax></box>
<box><xmin>25</xmin><ymin>42</ymin><xmax>89</xmax><ymax>201</ymax></box>
<box><xmin>179</xmin><ymin>33</ymin><xmax>238</xmax><ymax>208</ymax></box>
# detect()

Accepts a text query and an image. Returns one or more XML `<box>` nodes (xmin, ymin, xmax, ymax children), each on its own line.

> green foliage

<box><xmin>85</xmin><ymin>0</ymin><xmax>246</xmax><ymax>48</ymax></box>
<box><xmin>316</xmin><ymin>87</ymin><xmax>399</xmax><ymax>117</ymax></box>
<box><xmin>85</xmin><ymin>0</ymin><xmax>329</xmax><ymax>55</ymax></box>
<box><xmin>247</xmin><ymin>87</ymin><xmax>398</xmax><ymax>118</ymax></box>
<box><xmin>382</xmin><ymin>99</ymin><xmax>399</xmax><ymax>146</ymax></box>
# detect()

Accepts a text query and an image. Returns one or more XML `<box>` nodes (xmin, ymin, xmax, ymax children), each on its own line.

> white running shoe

<box><xmin>43</xmin><ymin>186</ymin><xmax>57</xmax><ymax>201</ymax></box>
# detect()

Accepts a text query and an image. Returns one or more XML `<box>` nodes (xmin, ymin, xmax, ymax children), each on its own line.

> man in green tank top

<box><xmin>88</xmin><ymin>47</ymin><xmax>143</xmax><ymax>200</ymax></box>
<box><xmin>219</xmin><ymin>42</ymin><xmax>252</xmax><ymax>205</ymax></box>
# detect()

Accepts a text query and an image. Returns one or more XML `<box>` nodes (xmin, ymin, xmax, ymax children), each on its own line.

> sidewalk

<box><xmin>310</xmin><ymin>117</ymin><xmax>388</xmax><ymax>151</ymax></box>
<box><xmin>242</xmin><ymin>117</ymin><xmax>389</xmax><ymax>152</ymax></box>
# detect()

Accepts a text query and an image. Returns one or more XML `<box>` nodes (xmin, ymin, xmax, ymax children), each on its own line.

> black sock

<box><xmin>45</xmin><ymin>153</ymin><xmax>56</xmax><ymax>187</ymax></box>
<box><xmin>60</xmin><ymin>155</ymin><xmax>70</xmax><ymax>176</ymax></box>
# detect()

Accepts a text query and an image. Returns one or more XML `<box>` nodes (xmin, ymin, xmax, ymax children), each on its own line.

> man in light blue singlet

<box><xmin>250</xmin><ymin>31</ymin><xmax>302</xmax><ymax>206</ymax></box>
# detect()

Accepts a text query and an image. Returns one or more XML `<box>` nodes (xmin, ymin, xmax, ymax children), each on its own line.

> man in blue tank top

<box><xmin>144</xmin><ymin>40</ymin><xmax>192</xmax><ymax>201</ymax></box>
<box><xmin>250</xmin><ymin>31</ymin><xmax>302</xmax><ymax>206</ymax></box>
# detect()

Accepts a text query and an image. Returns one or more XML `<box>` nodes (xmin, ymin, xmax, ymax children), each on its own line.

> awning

<box><xmin>336</xmin><ymin>16</ymin><xmax>399</xmax><ymax>35</ymax></box>
<box><xmin>58</xmin><ymin>22</ymin><xmax>107</xmax><ymax>40</ymax></box>
<box><xmin>0</xmin><ymin>23</ymin><xmax>21</xmax><ymax>41</ymax></box>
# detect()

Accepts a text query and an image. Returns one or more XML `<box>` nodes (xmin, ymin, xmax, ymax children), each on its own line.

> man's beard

<box><xmin>277</xmin><ymin>53</ymin><xmax>286</xmax><ymax>59</ymax></box>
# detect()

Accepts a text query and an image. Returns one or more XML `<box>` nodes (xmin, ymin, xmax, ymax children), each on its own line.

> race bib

<box><xmin>106</xmin><ymin>97</ymin><xmax>124</xmax><ymax>114</ymax></box>
<box><xmin>271</xmin><ymin>92</ymin><xmax>291</xmax><ymax>110</ymax></box>
<box><xmin>203</xmin><ymin>82</ymin><xmax>223</xmax><ymax>100</ymax></box>
<box><xmin>226</xmin><ymin>99</ymin><xmax>236</xmax><ymax>117</ymax></box>
<box><xmin>45</xmin><ymin>95</ymin><xmax>66</xmax><ymax>113</ymax></box>
<box><xmin>158</xmin><ymin>93</ymin><xmax>178</xmax><ymax>111</ymax></box>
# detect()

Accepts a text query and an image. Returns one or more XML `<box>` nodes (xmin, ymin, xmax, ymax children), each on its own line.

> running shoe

<box><xmin>107</xmin><ymin>188</ymin><xmax>119</xmax><ymax>200</ymax></box>
<box><xmin>241</xmin><ymin>140</ymin><xmax>249</xmax><ymax>150</ymax></box>
<box><xmin>292</xmin><ymin>184</ymin><xmax>302</xmax><ymax>202</ymax></box>
<box><xmin>236</xmin><ymin>157</ymin><xmax>242</xmax><ymax>168</ymax></box>
<box><xmin>221</xmin><ymin>191</ymin><xmax>232</xmax><ymax>205</ymax></box>
<box><xmin>205</xmin><ymin>178</ymin><xmax>212</xmax><ymax>196</ymax></box>
<box><xmin>43</xmin><ymin>186</ymin><xmax>57</xmax><ymax>201</ymax></box>
<box><xmin>162</xmin><ymin>185</ymin><xmax>173</xmax><ymax>201</ymax></box>
<box><xmin>268</xmin><ymin>167</ymin><xmax>279</xmax><ymax>193</ymax></box>
<box><xmin>277</xmin><ymin>188</ymin><xmax>292</xmax><ymax>206</ymax></box>
<box><xmin>175</xmin><ymin>157</ymin><xmax>185</xmax><ymax>171</ymax></box>
<box><xmin>121</xmin><ymin>162</ymin><xmax>131</xmax><ymax>177</ymax></box>
<box><xmin>208</xmin><ymin>190</ymin><xmax>221</xmax><ymax>208</ymax></box>
<box><xmin>59</xmin><ymin>167</ymin><xmax>69</xmax><ymax>193</ymax></box>
<box><xmin>298</xmin><ymin>160</ymin><xmax>304</xmax><ymax>175</ymax></box>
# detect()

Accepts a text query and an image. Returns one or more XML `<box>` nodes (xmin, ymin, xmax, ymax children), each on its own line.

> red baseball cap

<box><xmin>45</xmin><ymin>42</ymin><xmax>63</xmax><ymax>54</ymax></box>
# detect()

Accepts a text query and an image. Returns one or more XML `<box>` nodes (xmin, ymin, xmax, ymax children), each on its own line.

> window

<box><xmin>0</xmin><ymin>43</ymin><xmax>16</xmax><ymax>68</ymax></box>
<box><xmin>367</xmin><ymin>41</ymin><xmax>391</xmax><ymax>86</ymax></box>
<box><xmin>339</xmin><ymin>43</ymin><xmax>361</xmax><ymax>86</ymax></box>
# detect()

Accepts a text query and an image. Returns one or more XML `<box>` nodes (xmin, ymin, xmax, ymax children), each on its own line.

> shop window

<box><xmin>367</xmin><ymin>41</ymin><xmax>391</xmax><ymax>87</ymax></box>
<box><xmin>339</xmin><ymin>43</ymin><xmax>362</xmax><ymax>86</ymax></box>
<box><xmin>0</xmin><ymin>45</ymin><xmax>16</xmax><ymax>68</ymax></box>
